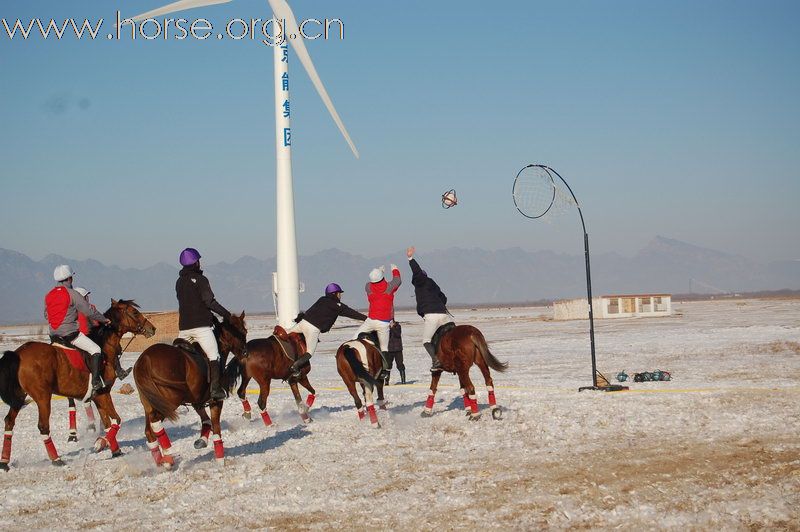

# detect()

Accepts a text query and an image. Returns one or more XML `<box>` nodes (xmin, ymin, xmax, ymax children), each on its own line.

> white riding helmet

<box><xmin>74</xmin><ymin>287</ymin><xmax>90</xmax><ymax>298</ymax></box>
<box><xmin>369</xmin><ymin>266</ymin><xmax>385</xmax><ymax>283</ymax></box>
<box><xmin>53</xmin><ymin>264</ymin><xmax>75</xmax><ymax>282</ymax></box>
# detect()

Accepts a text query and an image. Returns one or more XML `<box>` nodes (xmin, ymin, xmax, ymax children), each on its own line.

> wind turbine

<box><xmin>129</xmin><ymin>0</ymin><xmax>360</xmax><ymax>327</ymax></box>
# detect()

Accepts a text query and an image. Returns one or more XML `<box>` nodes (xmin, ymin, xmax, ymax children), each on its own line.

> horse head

<box><xmin>219</xmin><ymin>312</ymin><xmax>248</xmax><ymax>357</ymax></box>
<box><xmin>106</xmin><ymin>299</ymin><xmax>156</xmax><ymax>338</ymax></box>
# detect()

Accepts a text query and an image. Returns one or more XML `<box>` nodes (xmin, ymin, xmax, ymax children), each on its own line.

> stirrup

<box><xmin>116</xmin><ymin>367</ymin><xmax>132</xmax><ymax>380</ymax></box>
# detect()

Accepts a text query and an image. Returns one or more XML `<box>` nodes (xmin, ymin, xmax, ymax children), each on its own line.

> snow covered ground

<box><xmin>0</xmin><ymin>299</ymin><xmax>798</xmax><ymax>529</ymax></box>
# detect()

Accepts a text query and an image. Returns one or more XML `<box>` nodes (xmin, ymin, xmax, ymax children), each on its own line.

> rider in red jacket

<box><xmin>353</xmin><ymin>264</ymin><xmax>402</xmax><ymax>380</ymax></box>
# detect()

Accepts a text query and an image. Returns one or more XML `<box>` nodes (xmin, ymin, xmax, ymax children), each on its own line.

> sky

<box><xmin>1</xmin><ymin>0</ymin><xmax>799</xmax><ymax>268</ymax></box>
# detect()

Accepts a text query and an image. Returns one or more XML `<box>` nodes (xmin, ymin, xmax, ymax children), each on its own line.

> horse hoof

<box><xmin>421</xmin><ymin>410</ymin><xmax>433</xmax><ymax>418</ymax></box>
<box><xmin>491</xmin><ymin>407</ymin><xmax>503</xmax><ymax>420</ymax></box>
<box><xmin>94</xmin><ymin>438</ymin><xmax>109</xmax><ymax>453</ymax></box>
<box><xmin>52</xmin><ymin>459</ymin><xmax>66</xmax><ymax>467</ymax></box>
<box><xmin>469</xmin><ymin>412</ymin><xmax>482</xmax><ymax>422</ymax></box>
<box><xmin>242</xmin><ymin>412</ymin><xmax>252</xmax><ymax>421</ymax></box>
<box><xmin>87</xmin><ymin>425</ymin><xmax>97</xmax><ymax>433</ymax></box>
<box><xmin>0</xmin><ymin>462</ymin><xmax>9</xmax><ymax>472</ymax></box>
<box><xmin>111</xmin><ymin>450</ymin><xmax>124</xmax><ymax>459</ymax></box>
<box><xmin>302</xmin><ymin>417</ymin><xmax>313</xmax><ymax>424</ymax></box>
<box><xmin>194</xmin><ymin>439</ymin><xmax>208</xmax><ymax>450</ymax></box>
<box><xmin>68</xmin><ymin>435</ymin><xmax>78</xmax><ymax>443</ymax></box>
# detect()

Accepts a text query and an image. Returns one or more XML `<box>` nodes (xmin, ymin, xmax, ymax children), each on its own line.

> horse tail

<box><xmin>471</xmin><ymin>330</ymin><xmax>508</xmax><ymax>373</ymax></box>
<box><xmin>134</xmin><ymin>354</ymin><xmax>180</xmax><ymax>422</ymax></box>
<box><xmin>343</xmin><ymin>346</ymin><xmax>378</xmax><ymax>390</ymax></box>
<box><xmin>224</xmin><ymin>355</ymin><xmax>244</xmax><ymax>395</ymax></box>
<box><xmin>0</xmin><ymin>351</ymin><xmax>25</xmax><ymax>410</ymax></box>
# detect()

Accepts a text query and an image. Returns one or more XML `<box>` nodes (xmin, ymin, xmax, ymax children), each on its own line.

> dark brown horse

<box><xmin>227</xmin><ymin>329</ymin><xmax>315</xmax><ymax>426</ymax></box>
<box><xmin>133</xmin><ymin>313</ymin><xmax>247</xmax><ymax>468</ymax></box>
<box><xmin>0</xmin><ymin>300</ymin><xmax>156</xmax><ymax>470</ymax></box>
<box><xmin>421</xmin><ymin>325</ymin><xmax>507</xmax><ymax>421</ymax></box>
<box><xmin>335</xmin><ymin>335</ymin><xmax>386</xmax><ymax>428</ymax></box>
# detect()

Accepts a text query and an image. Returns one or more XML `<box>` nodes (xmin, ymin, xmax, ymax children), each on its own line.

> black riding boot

<box><xmin>113</xmin><ymin>356</ymin><xmax>131</xmax><ymax>381</ymax></box>
<box><xmin>288</xmin><ymin>353</ymin><xmax>312</xmax><ymax>380</ymax></box>
<box><xmin>424</xmin><ymin>342</ymin><xmax>442</xmax><ymax>372</ymax></box>
<box><xmin>380</xmin><ymin>351</ymin><xmax>391</xmax><ymax>383</ymax></box>
<box><xmin>89</xmin><ymin>353</ymin><xmax>105</xmax><ymax>396</ymax></box>
<box><xmin>399</xmin><ymin>368</ymin><xmax>406</xmax><ymax>384</ymax></box>
<box><xmin>209</xmin><ymin>360</ymin><xmax>226</xmax><ymax>401</ymax></box>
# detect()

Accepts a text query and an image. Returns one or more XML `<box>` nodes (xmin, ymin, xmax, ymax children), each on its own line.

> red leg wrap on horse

<box><xmin>106</xmin><ymin>424</ymin><xmax>121</xmax><ymax>453</ymax></box>
<box><xmin>200</xmin><ymin>423</ymin><xmax>212</xmax><ymax>440</ymax></box>
<box><xmin>488</xmin><ymin>390</ymin><xmax>497</xmax><ymax>407</ymax></box>
<box><xmin>85</xmin><ymin>405</ymin><xmax>96</xmax><ymax>422</ymax></box>
<box><xmin>468</xmin><ymin>396</ymin><xmax>479</xmax><ymax>414</ymax></box>
<box><xmin>357</xmin><ymin>408</ymin><xmax>366</xmax><ymax>420</ymax></box>
<box><xmin>148</xmin><ymin>443</ymin><xmax>163</xmax><ymax>465</ymax></box>
<box><xmin>69</xmin><ymin>409</ymin><xmax>77</xmax><ymax>433</ymax></box>
<box><xmin>155</xmin><ymin>429</ymin><xmax>172</xmax><ymax>451</ymax></box>
<box><xmin>213</xmin><ymin>437</ymin><xmax>224</xmax><ymax>460</ymax></box>
<box><xmin>260</xmin><ymin>411</ymin><xmax>273</xmax><ymax>427</ymax></box>
<box><xmin>425</xmin><ymin>394</ymin><xmax>435</xmax><ymax>410</ymax></box>
<box><xmin>241</xmin><ymin>399</ymin><xmax>252</xmax><ymax>413</ymax></box>
<box><xmin>1</xmin><ymin>433</ymin><xmax>12</xmax><ymax>463</ymax></box>
<box><xmin>306</xmin><ymin>394</ymin><xmax>316</xmax><ymax>408</ymax></box>
<box><xmin>367</xmin><ymin>405</ymin><xmax>379</xmax><ymax>425</ymax></box>
<box><xmin>463</xmin><ymin>394</ymin><xmax>471</xmax><ymax>410</ymax></box>
<box><xmin>43</xmin><ymin>437</ymin><xmax>59</xmax><ymax>461</ymax></box>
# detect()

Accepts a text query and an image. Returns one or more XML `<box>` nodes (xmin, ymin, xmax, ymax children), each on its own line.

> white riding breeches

<box><xmin>288</xmin><ymin>320</ymin><xmax>321</xmax><ymax>356</ymax></box>
<box><xmin>352</xmin><ymin>318</ymin><xmax>390</xmax><ymax>352</ymax></box>
<box><xmin>422</xmin><ymin>313</ymin><xmax>451</xmax><ymax>344</ymax></box>
<box><xmin>71</xmin><ymin>332</ymin><xmax>102</xmax><ymax>355</ymax></box>
<box><xmin>179</xmin><ymin>326</ymin><xmax>220</xmax><ymax>361</ymax></box>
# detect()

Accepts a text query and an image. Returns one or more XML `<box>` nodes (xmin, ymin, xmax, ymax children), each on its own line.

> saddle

<box><xmin>356</xmin><ymin>331</ymin><xmax>380</xmax><ymax>347</ymax></box>
<box><xmin>431</xmin><ymin>322</ymin><xmax>456</xmax><ymax>354</ymax></box>
<box><xmin>273</xmin><ymin>326</ymin><xmax>306</xmax><ymax>362</ymax></box>
<box><xmin>50</xmin><ymin>333</ymin><xmax>90</xmax><ymax>373</ymax></box>
<box><xmin>173</xmin><ymin>338</ymin><xmax>210</xmax><ymax>380</ymax></box>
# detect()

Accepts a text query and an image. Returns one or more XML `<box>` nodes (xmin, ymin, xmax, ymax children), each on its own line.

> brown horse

<box><xmin>133</xmin><ymin>313</ymin><xmax>247</xmax><ymax>468</ymax></box>
<box><xmin>227</xmin><ymin>329</ymin><xmax>315</xmax><ymax>426</ymax></box>
<box><xmin>0</xmin><ymin>300</ymin><xmax>156</xmax><ymax>470</ymax></box>
<box><xmin>421</xmin><ymin>325</ymin><xmax>508</xmax><ymax>421</ymax></box>
<box><xmin>335</xmin><ymin>334</ymin><xmax>386</xmax><ymax>428</ymax></box>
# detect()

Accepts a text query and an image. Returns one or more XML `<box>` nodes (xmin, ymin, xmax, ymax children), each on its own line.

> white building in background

<box><xmin>553</xmin><ymin>294</ymin><xmax>672</xmax><ymax>320</ymax></box>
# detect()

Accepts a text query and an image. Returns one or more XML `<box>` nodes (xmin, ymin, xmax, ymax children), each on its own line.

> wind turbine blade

<box><xmin>268</xmin><ymin>0</ymin><xmax>360</xmax><ymax>159</ymax></box>
<box><xmin>128</xmin><ymin>0</ymin><xmax>233</xmax><ymax>23</ymax></box>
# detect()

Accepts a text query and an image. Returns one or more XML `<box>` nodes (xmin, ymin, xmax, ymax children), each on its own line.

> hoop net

<box><xmin>512</xmin><ymin>165</ymin><xmax>577</xmax><ymax>220</ymax></box>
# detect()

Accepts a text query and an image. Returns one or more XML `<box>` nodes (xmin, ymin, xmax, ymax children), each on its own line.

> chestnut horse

<box><xmin>227</xmin><ymin>329</ymin><xmax>315</xmax><ymax>426</ymax></box>
<box><xmin>421</xmin><ymin>324</ymin><xmax>508</xmax><ymax>421</ymax></box>
<box><xmin>133</xmin><ymin>313</ymin><xmax>247</xmax><ymax>468</ymax></box>
<box><xmin>335</xmin><ymin>334</ymin><xmax>385</xmax><ymax>428</ymax></box>
<box><xmin>0</xmin><ymin>300</ymin><xmax>156</xmax><ymax>470</ymax></box>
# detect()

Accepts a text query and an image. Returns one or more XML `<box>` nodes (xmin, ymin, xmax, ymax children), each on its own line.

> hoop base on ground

<box><xmin>578</xmin><ymin>385</ymin><xmax>629</xmax><ymax>392</ymax></box>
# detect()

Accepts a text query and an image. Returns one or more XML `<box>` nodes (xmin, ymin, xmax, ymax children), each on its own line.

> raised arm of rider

<box><xmin>385</xmin><ymin>265</ymin><xmax>402</xmax><ymax>294</ymax></box>
<box><xmin>197</xmin><ymin>275</ymin><xmax>232</xmax><ymax>320</ymax></box>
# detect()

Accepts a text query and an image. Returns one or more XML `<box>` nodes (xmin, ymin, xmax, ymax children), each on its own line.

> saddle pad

<box><xmin>276</xmin><ymin>337</ymin><xmax>296</xmax><ymax>361</ymax></box>
<box><xmin>173</xmin><ymin>339</ymin><xmax>210</xmax><ymax>378</ymax></box>
<box><xmin>344</xmin><ymin>340</ymin><xmax>369</xmax><ymax>368</ymax></box>
<box><xmin>53</xmin><ymin>343</ymin><xmax>89</xmax><ymax>373</ymax></box>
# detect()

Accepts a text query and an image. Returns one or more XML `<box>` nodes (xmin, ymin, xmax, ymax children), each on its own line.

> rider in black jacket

<box><xmin>407</xmin><ymin>247</ymin><xmax>450</xmax><ymax>371</ymax></box>
<box><xmin>286</xmin><ymin>283</ymin><xmax>367</xmax><ymax>379</ymax></box>
<box><xmin>175</xmin><ymin>248</ymin><xmax>232</xmax><ymax>400</ymax></box>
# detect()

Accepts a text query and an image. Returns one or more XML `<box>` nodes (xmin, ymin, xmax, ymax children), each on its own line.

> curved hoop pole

<box><xmin>538</xmin><ymin>166</ymin><xmax>626</xmax><ymax>392</ymax></box>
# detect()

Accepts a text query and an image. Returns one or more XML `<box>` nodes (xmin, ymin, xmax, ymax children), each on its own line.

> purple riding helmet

<box><xmin>324</xmin><ymin>283</ymin><xmax>343</xmax><ymax>295</ymax></box>
<box><xmin>179</xmin><ymin>247</ymin><xmax>201</xmax><ymax>266</ymax></box>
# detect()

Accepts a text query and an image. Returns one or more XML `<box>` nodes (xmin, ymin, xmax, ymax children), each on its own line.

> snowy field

<box><xmin>0</xmin><ymin>299</ymin><xmax>798</xmax><ymax>530</ymax></box>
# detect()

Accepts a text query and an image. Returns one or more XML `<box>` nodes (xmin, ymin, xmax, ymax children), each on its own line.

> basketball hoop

<box><xmin>441</xmin><ymin>189</ymin><xmax>458</xmax><ymax>209</ymax></box>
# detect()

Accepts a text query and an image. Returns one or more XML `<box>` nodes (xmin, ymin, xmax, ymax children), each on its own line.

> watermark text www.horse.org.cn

<box><xmin>1</xmin><ymin>12</ymin><xmax>344</xmax><ymax>45</ymax></box>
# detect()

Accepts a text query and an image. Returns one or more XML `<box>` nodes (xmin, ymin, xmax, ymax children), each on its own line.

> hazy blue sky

<box><xmin>1</xmin><ymin>0</ymin><xmax>798</xmax><ymax>268</ymax></box>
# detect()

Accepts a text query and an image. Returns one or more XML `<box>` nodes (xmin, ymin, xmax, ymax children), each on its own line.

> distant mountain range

<box><xmin>0</xmin><ymin>236</ymin><xmax>797</xmax><ymax>325</ymax></box>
